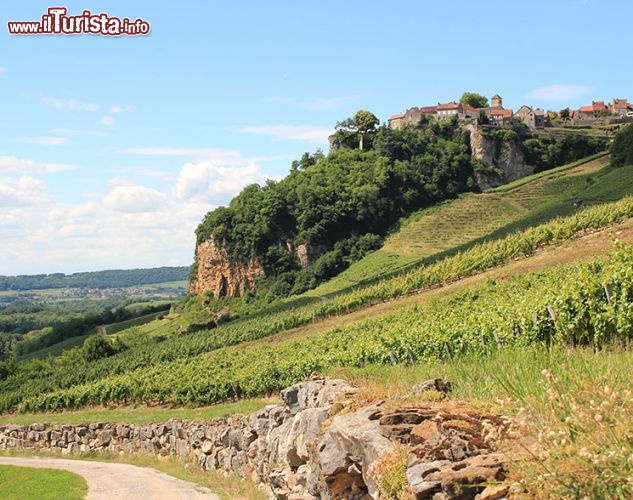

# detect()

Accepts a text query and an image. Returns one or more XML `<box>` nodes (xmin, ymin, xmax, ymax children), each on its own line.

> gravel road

<box><xmin>0</xmin><ymin>456</ymin><xmax>220</xmax><ymax>499</ymax></box>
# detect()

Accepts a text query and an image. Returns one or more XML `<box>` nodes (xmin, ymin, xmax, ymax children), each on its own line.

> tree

<box><xmin>460</xmin><ymin>92</ymin><xmax>488</xmax><ymax>109</ymax></box>
<box><xmin>559</xmin><ymin>108</ymin><xmax>570</xmax><ymax>120</ymax></box>
<box><xmin>611</xmin><ymin>123</ymin><xmax>633</xmax><ymax>167</ymax></box>
<box><xmin>336</xmin><ymin>110</ymin><xmax>379</xmax><ymax>151</ymax></box>
<box><xmin>81</xmin><ymin>334</ymin><xmax>116</xmax><ymax>362</ymax></box>
<box><xmin>354</xmin><ymin>110</ymin><xmax>379</xmax><ymax>151</ymax></box>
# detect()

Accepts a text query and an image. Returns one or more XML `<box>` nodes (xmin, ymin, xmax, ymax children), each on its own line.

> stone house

<box><xmin>387</xmin><ymin>112</ymin><xmax>405</xmax><ymax>129</ymax></box>
<box><xmin>436</xmin><ymin>101</ymin><xmax>478</xmax><ymax>120</ymax></box>
<box><xmin>578</xmin><ymin>101</ymin><xmax>607</xmax><ymax>118</ymax></box>
<box><xmin>610</xmin><ymin>98</ymin><xmax>633</xmax><ymax>116</ymax></box>
<box><xmin>488</xmin><ymin>108</ymin><xmax>514</xmax><ymax>126</ymax></box>
<box><xmin>514</xmin><ymin>105</ymin><xmax>546</xmax><ymax>129</ymax></box>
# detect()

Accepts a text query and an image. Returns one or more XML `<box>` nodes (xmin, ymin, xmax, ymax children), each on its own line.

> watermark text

<box><xmin>8</xmin><ymin>7</ymin><xmax>150</xmax><ymax>36</ymax></box>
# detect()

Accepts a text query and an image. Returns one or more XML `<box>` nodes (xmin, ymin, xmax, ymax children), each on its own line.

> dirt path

<box><xmin>0</xmin><ymin>456</ymin><xmax>219</xmax><ymax>499</ymax></box>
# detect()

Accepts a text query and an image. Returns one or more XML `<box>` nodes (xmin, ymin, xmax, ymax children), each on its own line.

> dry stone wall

<box><xmin>0</xmin><ymin>379</ymin><xmax>512</xmax><ymax>499</ymax></box>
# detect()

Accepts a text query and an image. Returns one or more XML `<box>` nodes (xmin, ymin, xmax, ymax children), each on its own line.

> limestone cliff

<box><xmin>188</xmin><ymin>238</ymin><xmax>264</xmax><ymax>298</ymax></box>
<box><xmin>466</xmin><ymin>125</ymin><xmax>534</xmax><ymax>190</ymax></box>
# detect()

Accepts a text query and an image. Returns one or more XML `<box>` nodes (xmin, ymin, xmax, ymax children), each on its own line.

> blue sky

<box><xmin>0</xmin><ymin>0</ymin><xmax>631</xmax><ymax>275</ymax></box>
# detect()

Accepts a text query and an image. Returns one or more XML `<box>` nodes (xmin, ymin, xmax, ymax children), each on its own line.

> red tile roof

<box><xmin>613</xmin><ymin>99</ymin><xmax>629</xmax><ymax>109</ymax></box>
<box><xmin>418</xmin><ymin>106</ymin><xmax>438</xmax><ymax>114</ymax></box>
<box><xmin>490</xmin><ymin>109</ymin><xmax>513</xmax><ymax>118</ymax></box>
<box><xmin>437</xmin><ymin>101</ymin><xmax>460</xmax><ymax>110</ymax></box>
<box><xmin>388</xmin><ymin>113</ymin><xmax>405</xmax><ymax>120</ymax></box>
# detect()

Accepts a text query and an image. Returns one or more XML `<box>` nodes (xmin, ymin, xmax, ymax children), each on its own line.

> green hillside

<box><xmin>1</xmin><ymin>166</ymin><xmax>633</xmax><ymax>411</ymax></box>
<box><xmin>2</xmin><ymin>112</ymin><xmax>633</xmax><ymax>414</ymax></box>
<box><xmin>308</xmin><ymin>153</ymin><xmax>629</xmax><ymax>296</ymax></box>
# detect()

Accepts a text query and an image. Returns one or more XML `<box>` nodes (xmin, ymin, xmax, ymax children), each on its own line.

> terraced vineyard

<box><xmin>310</xmin><ymin>154</ymin><xmax>627</xmax><ymax>295</ymax></box>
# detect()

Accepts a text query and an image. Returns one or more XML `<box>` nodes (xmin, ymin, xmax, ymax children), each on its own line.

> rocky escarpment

<box><xmin>188</xmin><ymin>238</ymin><xmax>264</xmax><ymax>298</ymax></box>
<box><xmin>467</xmin><ymin>124</ymin><xmax>534</xmax><ymax>190</ymax></box>
<box><xmin>190</xmin><ymin>238</ymin><xmax>324</xmax><ymax>298</ymax></box>
<box><xmin>0</xmin><ymin>378</ymin><xmax>514</xmax><ymax>499</ymax></box>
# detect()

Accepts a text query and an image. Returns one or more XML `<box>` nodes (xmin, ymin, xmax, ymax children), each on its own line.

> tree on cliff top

<box><xmin>460</xmin><ymin>92</ymin><xmax>488</xmax><ymax>109</ymax></box>
<box><xmin>335</xmin><ymin>110</ymin><xmax>379</xmax><ymax>151</ymax></box>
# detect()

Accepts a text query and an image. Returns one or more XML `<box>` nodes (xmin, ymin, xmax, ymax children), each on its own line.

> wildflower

<box><xmin>542</xmin><ymin>368</ymin><xmax>554</xmax><ymax>382</ymax></box>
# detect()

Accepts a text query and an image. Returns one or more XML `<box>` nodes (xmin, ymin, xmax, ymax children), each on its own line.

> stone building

<box><xmin>514</xmin><ymin>105</ymin><xmax>546</xmax><ymax>129</ymax></box>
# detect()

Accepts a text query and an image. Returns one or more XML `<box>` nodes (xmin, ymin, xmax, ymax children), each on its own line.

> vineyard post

<box><xmin>603</xmin><ymin>283</ymin><xmax>612</xmax><ymax>304</ymax></box>
<box><xmin>444</xmin><ymin>343</ymin><xmax>452</xmax><ymax>360</ymax></box>
<box><xmin>492</xmin><ymin>330</ymin><xmax>502</xmax><ymax>348</ymax></box>
<box><xmin>389</xmin><ymin>350</ymin><xmax>397</xmax><ymax>365</ymax></box>
<box><xmin>547</xmin><ymin>305</ymin><xmax>557</xmax><ymax>325</ymax></box>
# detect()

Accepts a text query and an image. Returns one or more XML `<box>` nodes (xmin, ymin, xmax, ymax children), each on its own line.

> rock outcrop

<box><xmin>188</xmin><ymin>238</ymin><xmax>264</xmax><ymax>298</ymax></box>
<box><xmin>0</xmin><ymin>379</ymin><xmax>513</xmax><ymax>499</ymax></box>
<box><xmin>467</xmin><ymin>124</ymin><xmax>534</xmax><ymax>190</ymax></box>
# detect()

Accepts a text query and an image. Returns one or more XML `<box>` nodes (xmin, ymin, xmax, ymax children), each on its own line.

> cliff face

<box><xmin>190</xmin><ymin>238</ymin><xmax>324</xmax><ymax>298</ymax></box>
<box><xmin>188</xmin><ymin>239</ymin><xmax>264</xmax><ymax>298</ymax></box>
<box><xmin>467</xmin><ymin>125</ymin><xmax>534</xmax><ymax>190</ymax></box>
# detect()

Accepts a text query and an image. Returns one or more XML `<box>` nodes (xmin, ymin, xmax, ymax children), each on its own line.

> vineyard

<box><xmin>2</xmin><ymin>189</ymin><xmax>633</xmax><ymax>413</ymax></box>
<box><xmin>311</xmin><ymin>154</ymin><xmax>628</xmax><ymax>295</ymax></box>
<box><xmin>12</xmin><ymin>239</ymin><xmax>633</xmax><ymax>413</ymax></box>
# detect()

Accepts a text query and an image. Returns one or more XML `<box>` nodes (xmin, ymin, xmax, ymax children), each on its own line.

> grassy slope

<box><xmin>0</xmin><ymin>464</ymin><xmax>87</xmax><ymax>500</ymax></box>
<box><xmin>309</xmin><ymin>154</ymin><xmax>626</xmax><ymax>296</ymax></box>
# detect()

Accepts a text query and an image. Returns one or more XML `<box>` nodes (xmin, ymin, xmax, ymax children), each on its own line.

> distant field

<box><xmin>104</xmin><ymin>309</ymin><xmax>170</xmax><ymax>335</ymax></box>
<box><xmin>309</xmin><ymin>155</ymin><xmax>631</xmax><ymax>296</ymax></box>
<box><xmin>18</xmin><ymin>335</ymin><xmax>90</xmax><ymax>362</ymax></box>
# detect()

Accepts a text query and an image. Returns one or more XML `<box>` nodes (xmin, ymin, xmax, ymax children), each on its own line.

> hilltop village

<box><xmin>388</xmin><ymin>94</ymin><xmax>633</xmax><ymax>130</ymax></box>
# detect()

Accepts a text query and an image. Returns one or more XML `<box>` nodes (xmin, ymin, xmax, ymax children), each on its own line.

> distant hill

<box><xmin>0</xmin><ymin>266</ymin><xmax>190</xmax><ymax>291</ymax></box>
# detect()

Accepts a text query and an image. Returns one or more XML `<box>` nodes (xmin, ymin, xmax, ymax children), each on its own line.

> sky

<box><xmin>0</xmin><ymin>0</ymin><xmax>631</xmax><ymax>275</ymax></box>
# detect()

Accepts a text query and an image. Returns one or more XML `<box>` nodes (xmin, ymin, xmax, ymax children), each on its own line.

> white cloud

<box><xmin>104</xmin><ymin>185</ymin><xmax>168</xmax><ymax>213</ymax></box>
<box><xmin>236</xmin><ymin>125</ymin><xmax>332</xmax><ymax>143</ymax></box>
<box><xmin>134</xmin><ymin>167</ymin><xmax>176</xmax><ymax>183</ymax></box>
<box><xmin>42</xmin><ymin>96</ymin><xmax>99</xmax><ymax>112</ymax></box>
<box><xmin>108</xmin><ymin>105</ymin><xmax>136</xmax><ymax>113</ymax></box>
<box><xmin>174</xmin><ymin>161</ymin><xmax>270</xmax><ymax>204</ymax></box>
<box><xmin>0</xmin><ymin>157</ymin><xmax>283</xmax><ymax>274</ymax></box>
<box><xmin>0</xmin><ymin>176</ymin><xmax>47</xmax><ymax>207</ymax></box>
<box><xmin>49</xmin><ymin>128</ymin><xmax>107</xmax><ymax>137</ymax></box>
<box><xmin>0</xmin><ymin>67</ymin><xmax>6</xmax><ymax>77</ymax></box>
<box><xmin>100</xmin><ymin>115</ymin><xmax>115</xmax><ymax>126</ymax></box>
<box><xmin>0</xmin><ymin>155</ymin><xmax>76</xmax><ymax>174</ymax></box>
<box><xmin>107</xmin><ymin>177</ymin><xmax>136</xmax><ymax>187</ymax></box>
<box><xmin>525</xmin><ymin>85</ymin><xmax>592</xmax><ymax>101</ymax></box>
<box><xmin>22</xmin><ymin>136</ymin><xmax>69</xmax><ymax>145</ymax></box>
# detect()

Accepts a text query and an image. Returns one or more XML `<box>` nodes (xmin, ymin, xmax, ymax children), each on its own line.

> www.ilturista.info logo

<box><xmin>8</xmin><ymin>7</ymin><xmax>150</xmax><ymax>36</ymax></box>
